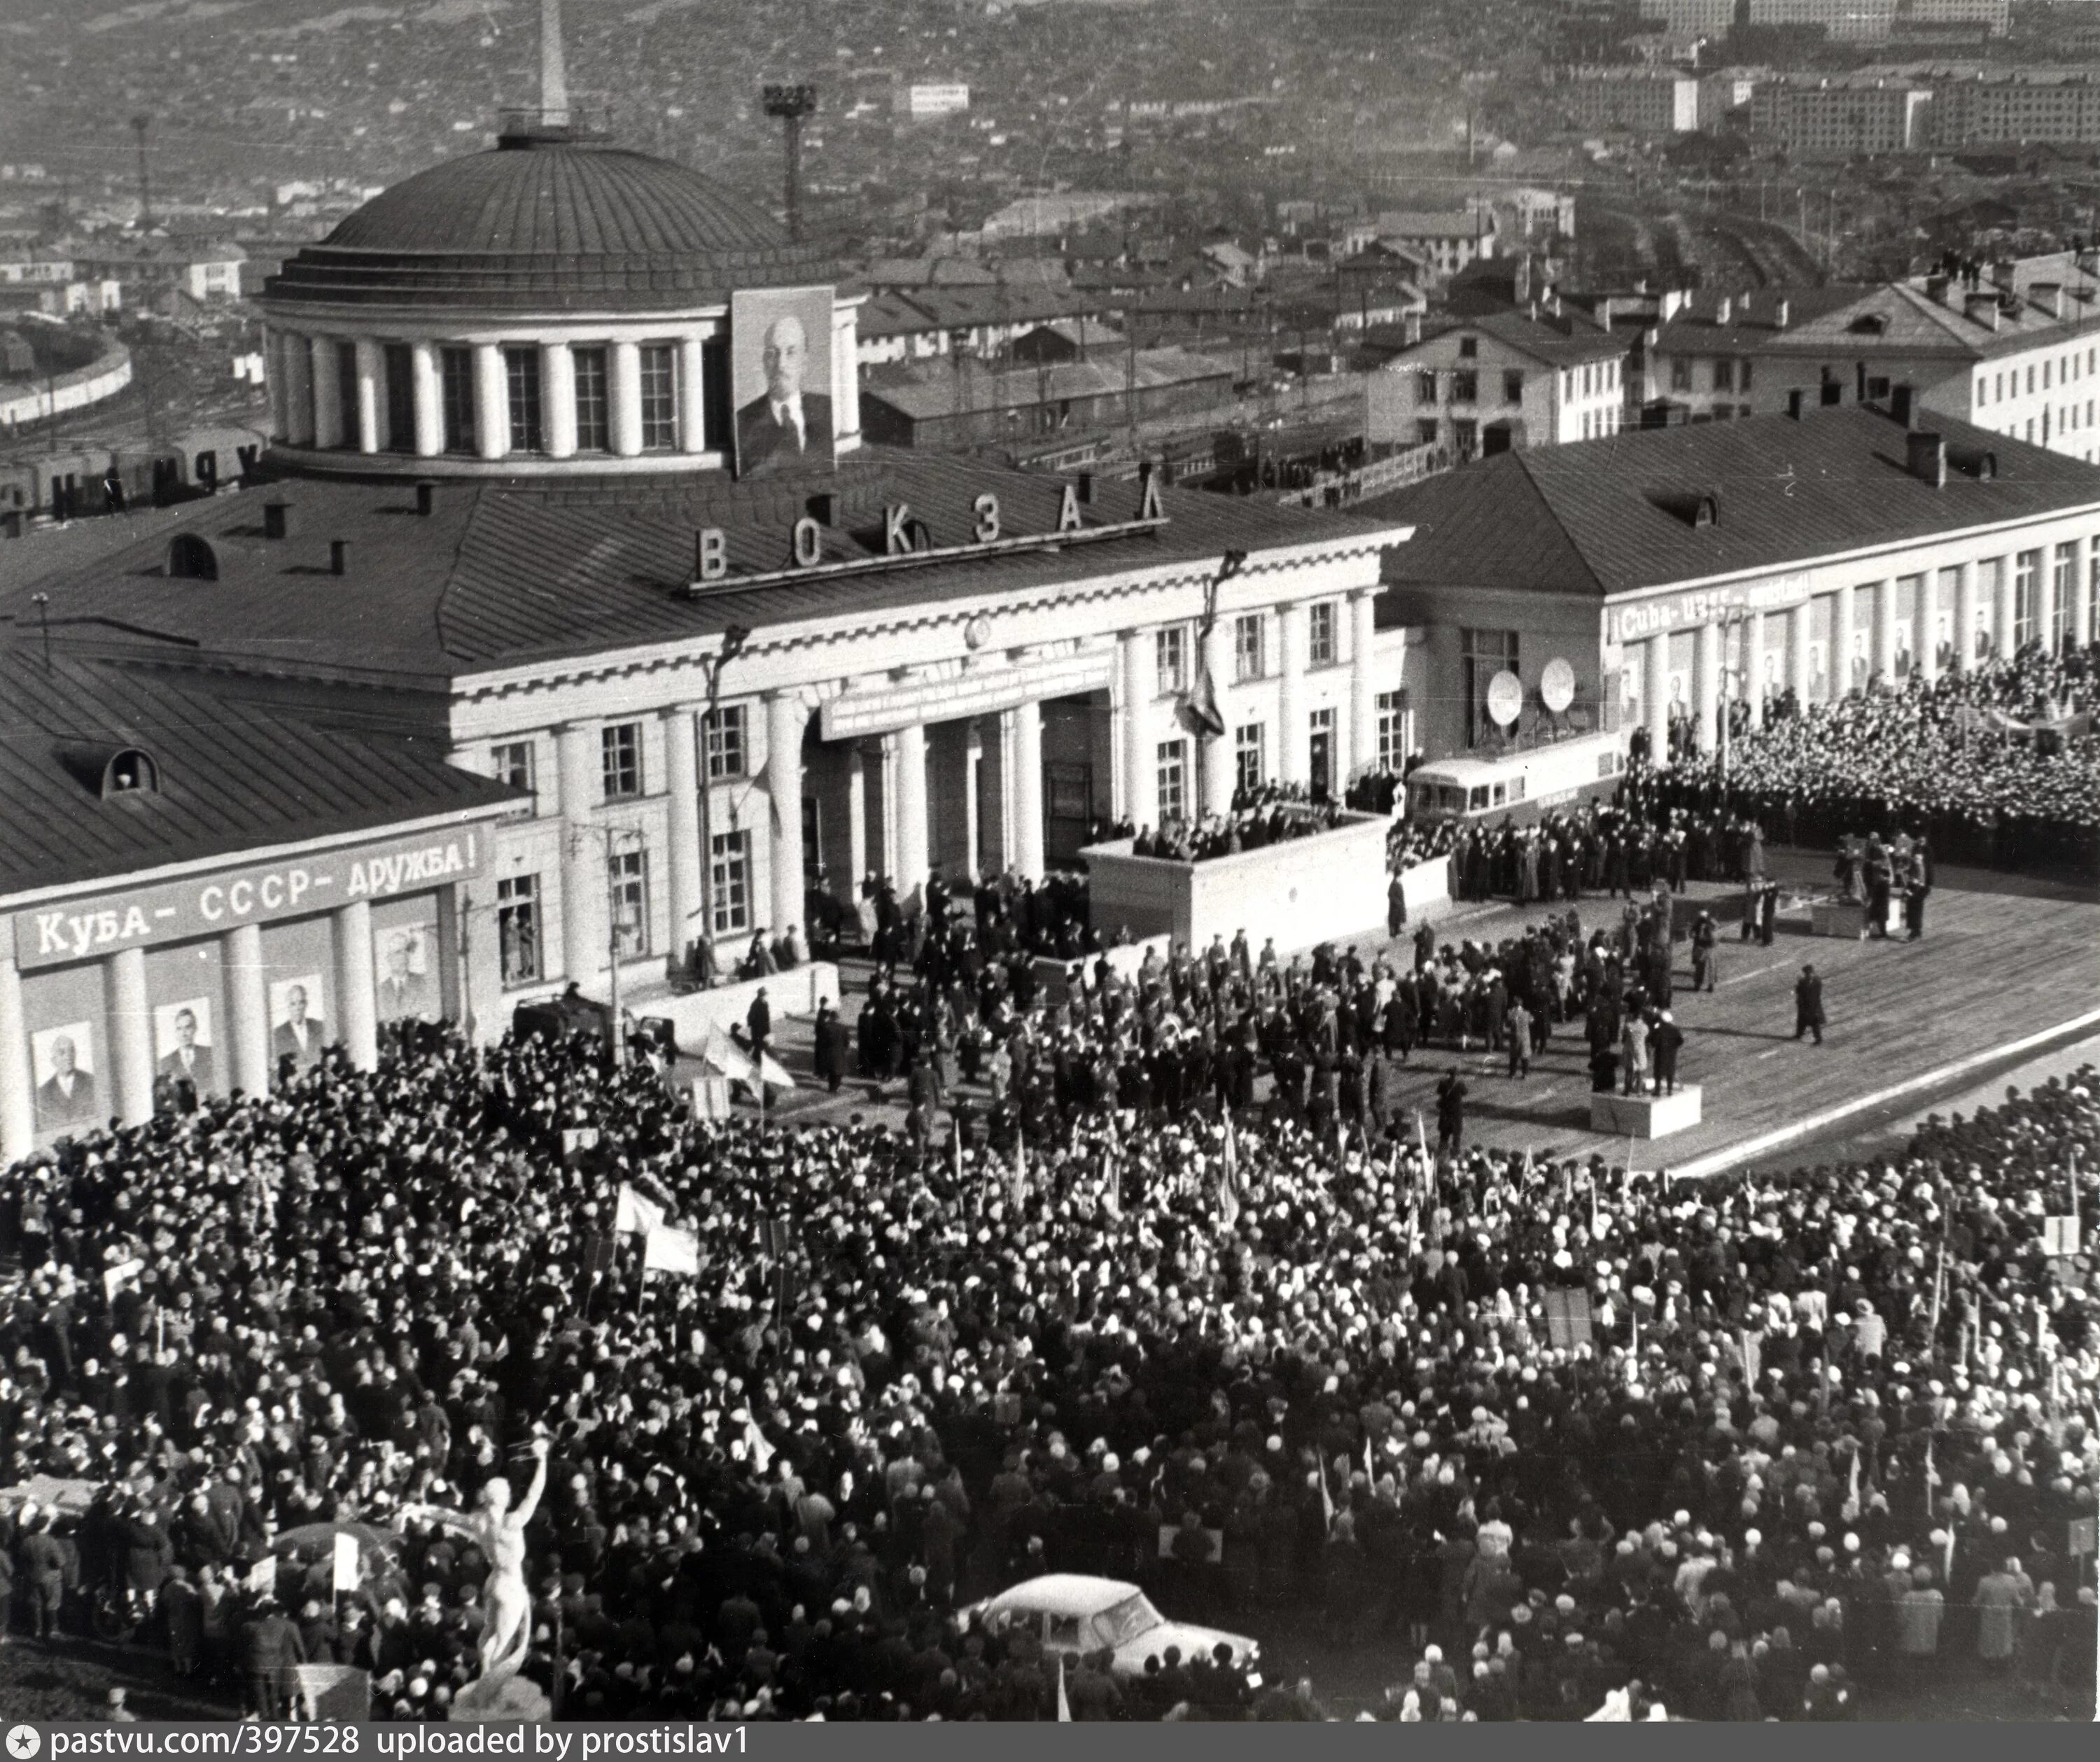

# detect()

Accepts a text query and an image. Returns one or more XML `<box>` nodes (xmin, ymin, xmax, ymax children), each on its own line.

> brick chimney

<box><xmin>1907</xmin><ymin>431</ymin><xmax>1947</xmax><ymax>488</ymax></box>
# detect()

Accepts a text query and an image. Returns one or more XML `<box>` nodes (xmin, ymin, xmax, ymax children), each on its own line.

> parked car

<box><xmin>962</xmin><ymin>1574</ymin><xmax>1259</xmax><ymax>1679</ymax></box>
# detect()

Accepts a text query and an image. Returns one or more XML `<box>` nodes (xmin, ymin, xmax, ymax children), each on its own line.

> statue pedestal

<box><xmin>1590</xmin><ymin>1085</ymin><xmax>1702</xmax><ymax>1140</ymax></box>
<box><xmin>450</xmin><ymin>1674</ymin><xmax>554</xmax><ymax>1722</ymax></box>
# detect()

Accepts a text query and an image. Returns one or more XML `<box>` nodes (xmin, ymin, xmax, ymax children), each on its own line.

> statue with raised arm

<box><xmin>399</xmin><ymin>1436</ymin><xmax>553</xmax><ymax>1721</ymax></box>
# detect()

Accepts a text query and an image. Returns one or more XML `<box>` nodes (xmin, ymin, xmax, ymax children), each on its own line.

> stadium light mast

<box><xmin>762</xmin><ymin>84</ymin><xmax>818</xmax><ymax>243</ymax></box>
<box><xmin>130</xmin><ymin>114</ymin><xmax>154</xmax><ymax>231</ymax></box>
<box><xmin>539</xmin><ymin>0</ymin><xmax>570</xmax><ymax>127</ymax></box>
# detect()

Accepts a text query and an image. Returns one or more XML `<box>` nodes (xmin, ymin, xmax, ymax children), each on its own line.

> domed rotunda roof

<box><xmin>264</xmin><ymin>124</ymin><xmax>830</xmax><ymax>313</ymax></box>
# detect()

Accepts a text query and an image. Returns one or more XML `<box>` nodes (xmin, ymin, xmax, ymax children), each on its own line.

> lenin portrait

<box><xmin>732</xmin><ymin>286</ymin><xmax>834</xmax><ymax>479</ymax></box>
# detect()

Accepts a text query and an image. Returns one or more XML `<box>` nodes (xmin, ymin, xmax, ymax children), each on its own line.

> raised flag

<box><xmin>953</xmin><ymin>1116</ymin><xmax>964</xmax><ymax>1183</ymax></box>
<box><xmin>643</xmin><ymin>1224</ymin><xmax>701</xmax><ymax>1278</ymax></box>
<box><xmin>614</xmin><ymin>1183</ymin><xmax>666</xmax><ymax>1238</ymax></box>
<box><xmin>1103</xmin><ymin>1145</ymin><xmax>1121</xmax><ymax>1222</ymax></box>
<box><xmin>332</xmin><ymin>1530</ymin><xmax>361</xmax><ymax>1594</ymax></box>
<box><xmin>743</xmin><ymin>1414</ymin><xmax>776</xmax><ymax>1476</ymax></box>
<box><xmin>1010</xmin><ymin>1131</ymin><xmax>1028</xmax><ymax>1209</ymax></box>
<box><xmin>1317</xmin><ymin>1453</ymin><xmax>1335</xmax><ymax>1534</ymax></box>
<box><xmin>102</xmin><ymin>1257</ymin><xmax>145</xmax><ymax>1303</ymax></box>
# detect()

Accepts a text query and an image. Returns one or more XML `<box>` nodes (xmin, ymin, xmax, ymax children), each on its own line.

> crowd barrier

<box><xmin>638</xmin><ymin>963</ymin><xmax>839</xmax><ymax>1051</ymax></box>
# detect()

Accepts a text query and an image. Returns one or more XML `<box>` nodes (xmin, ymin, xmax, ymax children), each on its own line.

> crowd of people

<box><xmin>0</xmin><ymin>929</ymin><xmax>2091</xmax><ymax>1721</ymax></box>
<box><xmin>1130</xmin><ymin>793</ymin><xmax>1350</xmax><ymax>865</ymax></box>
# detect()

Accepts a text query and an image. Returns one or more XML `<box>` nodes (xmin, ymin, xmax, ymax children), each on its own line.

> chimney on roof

<box><xmin>1965</xmin><ymin>291</ymin><xmax>2000</xmax><ymax>331</ymax></box>
<box><xmin>1715</xmin><ymin>295</ymin><xmax>1732</xmax><ymax>325</ymax></box>
<box><xmin>1907</xmin><ymin>431</ymin><xmax>1947</xmax><ymax>489</ymax></box>
<box><xmin>1077</xmin><ymin>471</ymin><xmax>1094</xmax><ymax>505</ymax></box>
<box><xmin>1891</xmin><ymin>383</ymin><xmax>1914</xmax><ymax>428</ymax></box>
<box><xmin>1820</xmin><ymin>379</ymin><xmax>1842</xmax><ymax>407</ymax></box>
<box><xmin>330</xmin><ymin>538</ymin><xmax>351</xmax><ymax>577</ymax></box>
<box><xmin>262</xmin><ymin>500</ymin><xmax>291</xmax><ymax>540</ymax></box>
<box><xmin>1788</xmin><ymin>388</ymin><xmax>1807</xmax><ymax>420</ymax></box>
<box><xmin>415</xmin><ymin>479</ymin><xmax>437</xmax><ymax>517</ymax></box>
<box><xmin>1774</xmin><ymin>298</ymin><xmax>1790</xmax><ymax>328</ymax></box>
<box><xmin>1925</xmin><ymin>272</ymin><xmax>1951</xmax><ymax>306</ymax></box>
<box><xmin>2033</xmin><ymin>281</ymin><xmax>2064</xmax><ymax>321</ymax></box>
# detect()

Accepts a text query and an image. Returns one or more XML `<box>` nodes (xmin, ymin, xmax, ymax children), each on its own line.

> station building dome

<box><xmin>258</xmin><ymin>118</ymin><xmax>861</xmax><ymax>480</ymax></box>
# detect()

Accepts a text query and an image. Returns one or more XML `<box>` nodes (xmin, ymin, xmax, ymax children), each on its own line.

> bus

<box><xmin>1405</xmin><ymin>729</ymin><xmax>1628</xmax><ymax>825</ymax></box>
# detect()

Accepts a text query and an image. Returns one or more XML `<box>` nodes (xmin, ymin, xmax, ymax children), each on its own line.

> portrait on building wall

<box><xmin>374</xmin><ymin>927</ymin><xmax>434</xmax><ymax>1023</ymax></box>
<box><xmin>729</xmin><ymin>286</ymin><xmax>834</xmax><ymax>479</ymax></box>
<box><xmin>155</xmin><ymin>998</ymin><xmax>216</xmax><ymax>1092</ymax></box>
<box><xmin>270</xmin><ymin>974</ymin><xmax>326</xmax><ymax>1068</ymax></box>
<box><xmin>31</xmin><ymin>1022</ymin><xmax>98</xmax><ymax>1135</ymax></box>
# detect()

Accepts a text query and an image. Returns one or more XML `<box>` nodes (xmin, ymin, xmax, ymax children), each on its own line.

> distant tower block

<box><xmin>540</xmin><ymin>0</ymin><xmax>570</xmax><ymax>125</ymax></box>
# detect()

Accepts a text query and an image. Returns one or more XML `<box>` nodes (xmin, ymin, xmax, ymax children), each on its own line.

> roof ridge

<box><xmin>1512</xmin><ymin>447</ymin><xmax>1610</xmax><ymax>600</ymax></box>
<box><xmin>431</xmin><ymin>482</ymin><xmax>491</xmax><ymax>663</ymax></box>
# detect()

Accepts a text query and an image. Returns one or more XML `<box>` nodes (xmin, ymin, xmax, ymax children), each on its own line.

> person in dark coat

<box><xmin>1648</xmin><ymin>1012</ymin><xmax>1684</xmax><ymax>1096</ymax></box>
<box><xmin>241</xmin><ymin>1598</ymin><xmax>305</xmax><ymax>1719</ymax></box>
<box><xmin>746</xmin><ymin>987</ymin><xmax>772</xmax><ymax>1058</ymax></box>
<box><xmin>811</xmin><ymin>1001</ymin><xmax>849</xmax><ymax>1093</ymax></box>
<box><xmin>1793</xmin><ymin>965</ymin><xmax>1826</xmax><ymax>1045</ymax></box>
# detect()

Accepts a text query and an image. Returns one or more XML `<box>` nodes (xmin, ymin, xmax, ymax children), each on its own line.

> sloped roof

<box><xmin>1362</xmin><ymin>404</ymin><xmax>2100</xmax><ymax>600</ymax></box>
<box><xmin>864</xmin><ymin>348</ymin><xmax>1229</xmax><ymax>421</ymax></box>
<box><xmin>0</xmin><ymin>645</ymin><xmax>520</xmax><ymax>900</ymax></box>
<box><xmin>0</xmin><ymin>451</ymin><xmax>1394</xmax><ymax>685</ymax></box>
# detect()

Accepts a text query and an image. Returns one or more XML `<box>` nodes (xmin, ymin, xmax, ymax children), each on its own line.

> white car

<box><xmin>964</xmin><ymin>1574</ymin><xmax>1260</xmax><ymax>1681</ymax></box>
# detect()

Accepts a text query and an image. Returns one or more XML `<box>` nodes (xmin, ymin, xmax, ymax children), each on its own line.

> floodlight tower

<box><xmin>131</xmin><ymin>114</ymin><xmax>154</xmax><ymax>231</ymax></box>
<box><xmin>762</xmin><ymin>83</ymin><xmax>818</xmax><ymax>243</ymax></box>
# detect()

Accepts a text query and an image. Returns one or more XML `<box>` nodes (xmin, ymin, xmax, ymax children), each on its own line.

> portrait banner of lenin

<box><xmin>730</xmin><ymin>285</ymin><xmax>835</xmax><ymax>480</ymax></box>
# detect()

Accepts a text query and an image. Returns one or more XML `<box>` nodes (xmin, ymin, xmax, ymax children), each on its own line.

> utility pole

<box><xmin>762</xmin><ymin>84</ymin><xmax>818</xmax><ymax>243</ymax></box>
<box><xmin>130</xmin><ymin>114</ymin><xmax>153</xmax><ymax>231</ymax></box>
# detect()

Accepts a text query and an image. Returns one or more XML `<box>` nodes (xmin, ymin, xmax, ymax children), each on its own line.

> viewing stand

<box><xmin>1591</xmin><ymin>1085</ymin><xmax>1703</xmax><ymax>1140</ymax></box>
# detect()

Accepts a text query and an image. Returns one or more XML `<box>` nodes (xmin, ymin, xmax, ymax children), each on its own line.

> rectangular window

<box><xmin>1155</xmin><ymin>624</ymin><xmax>1188</xmax><ymax>694</ymax></box>
<box><xmin>1415</xmin><ymin>370</ymin><xmax>1438</xmax><ymax>404</ymax></box>
<box><xmin>1233</xmin><ymin>722</ymin><xmax>1266</xmax><ymax>794</ymax></box>
<box><xmin>1376</xmin><ymin>688</ymin><xmax>1409</xmax><ymax>771</ymax></box>
<box><xmin>1417</xmin><ymin>419</ymin><xmax>1441</xmax><ymax>446</ymax></box>
<box><xmin>1457</xmin><ymin>335</ymin><xmax>1478</xmax><ymax>358</ymax></box>
<box><xmin>335</xmin><ymin>342</ymin><xmax>358</xmax><ymax>447</ymax></box>
<box><xmin>705</xmin><ymin>704</ymin><xmax>747</xmax><ymax>780</ymax></box>
<box><xmin>1233</xmin><ymin>613</ymin><xmax>1264</xmax><ymax>682</ymax></box>
<box><xmin>1670</xmin><ymin>357</ymin><xmax>1693</xmax><ymax>392</ymax></box>
<box><xmin>440</xmin><ymin>346</ymin><xmax>476</xmax><ymax>455</ymax></box>
<box><xmin>639</xmin><ymin>342</ymin><xmax>680</xmax><ymax>450</ymax></box>
<box><xmin>1452</xmin><ymin>370</ymin><xmax>1478</xmax><ymax>404</ymax></box>
<box><xmin>601</xmin><ymin>721</ymin><xmax>644</xmax><ymax>801</ymax></box>
<box><xmin>608</xmin><ymin>849</ymin><xmax>649</xmax><ymax>961</ymax></box>
<box><xmin>1712</xmin><ymin>359</ymin><xmax>1735</xmax><ymax>392</ymax></box>
<box><xmin>496</xmin><ymin>874</ymin><xmax>540</xmax><ymax>987</ymax></box>
<box><xmin>504</xmin><ymin>347</ymin><xmax>542</xmax><ymax>454</ymax></box>
<box><xmin>384</xmin><ymin>343</ymin><xmax>416</xmax><ymax>453</ymax></box>
<box><xmin>491</xmin><ymin>740</ymin><xmax>536</xmax><ymax>795</ymax></box>
<box><xmin>709</xmin><ymin>830</ymin><xmax>751</xmax><ymax>937</ymax></box>
<box><xmin>2015</xmin><ymin>549</ymin><xmax>2041</xmax><ymax>647</ymax></box>
<box><xmin>1503</xmin><ymin>369</ymin><xmax>1525</xmax><ymax>405</ymax></box>
<box><xmin>1460</xmin><ymin>627</ymin><xmax>1520</xmax><ymax>749</ymax></box>
<box><xmin>573</xmin><ymin>346</ymin><xmax>610</xmax><ymax>452</ymax></box>
<box><xmin>1308</xmin><ymin>600</ymin><xmax>1337</xmax><ymax>667</ymax></box>
<box><xmin>1155</xmin><ymin>739</ymin><xmax>1188</xmax><ymax>825</ymax></box>
<box><xmin>2054</xmin><ymin>541</ymin><xmax>2077</xmax><ymax>650</ymax></box>
<box><xmin>1740</xmin><ymin>359</ymin><xmax>1753</xmax><ymax>392</ymax></box>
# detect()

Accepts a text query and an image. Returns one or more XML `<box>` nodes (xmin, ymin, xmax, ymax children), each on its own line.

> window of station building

<box><xmin>639</xmin><ymin>342</ymin><xmax>680</xmax><ymax>450</ymax></box>
<box><xmin>496</xmin><ymin>874</ymin><xmax>541</xmax><ymax>986</ymax></box>
<box><xmin>608</xmin><ymin>849</ymin><xmax>650</xmax><ymax>960</ymax></box>
<box><xmin>1234</xmin><ymin>723</ymin><xmax>1266</xmax><ymax>794</ymax></box>
<box><xmin>1503</xmin><ymin>370</ymin><xmax>1525</xmax><ymax>405</ymax></box>
<box><xmin>710</xmin><ymin>830</ymin><xmax>752</xmax><ymax>936</ymax></box>
<box><xmin>334</xmin><ymin>342</ymin><xmax>358</xmax><ymax>446</ymax></box>
<box><xmin>504</xmin><ymin>347</ymin><xmax>543</xmax><ymax>454</ymax></box>
<box><xmin>2054</xmin><ymin>541</ymin><xmax>2078</xmax><ymax>650</ymax></box>
<box><xmin>704</xmin><ymin>705</ymin><xmax>747</xmax><ymax>780</ymax></box>
<box><xmin>1461</xmin><ymin>627</ymin><xmax>1519</xmax><ymax>749</ymax></box>
<box><xmin>1376</xmin><ymin>689</ymin><xmax>1410</xmax><ymax>772</ymax></box>
<box><xmin>384</xmin><ymin>344</ymin><xmax>416</xmax><ymax>453</ymax></box>
<box><xmin>1155</xmin><ymin>739</ymin><xmax>1189</xmax><ymax>825</ymax></box>
<box><xmin>491</xmin><ymin>741</ymin><xmax>536</xmax><ymax>796</ymax></box>
<box><xmin>2014</xmin><ymin>550</ymin><xmax>2042</xmax><ymax>648</ymax></box>
<box><xmin>1308</xmin><ymin>600</ymin><xmax>1338</xmax><ymax>667</ymax></box>
<box><xmin>573</xmin><ymin>347</ymin><xmax>610</xmax><ymax>452</ymax></box>
<box><xmin>440</xmin><ymin>347</ymin><xmax>476</xmax><ymax>454</ymax></box>
<box><xmin>1233</xmin><ymin>613</ymin><xmax>1264</xmax><ymax>682</ymax></box>
<box><xmin>1155</xmin><ymin>624</ymin><xmax>1189</xmax><ymax>695</ymax></box>
<box><xmin>601</xmin><ymin>721</ymin><xmax>644</xmax><ymax>801</ymax></box>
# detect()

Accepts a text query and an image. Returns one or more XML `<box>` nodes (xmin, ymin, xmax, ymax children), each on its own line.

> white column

<box><xmin>1119</xmin><ymin>629</ymin><xmax>1154</xmax><ymax>828</ymax></box>
<box><xmin>1006</xmin><ymin>701</ymin><xmax>1044</xmax><ymax>879</ymax></box>
<box><xmin>1199</xmin><ymin>618</ymin><xmax>1234</xmax><ymax>816</ymax></box>
<box><xmin>963</xmin><ymin>721</ymin><xmax>984</xmax><ymax>881</ymax></box>
<box><xmin>225</xmin><ymin>922</ymin><xmax>270</xmax><ymax>1098</ymax></box>
<box><xmin>265</xmin><ymin>330</ymin><xmax>290</xmax><ymax>440</ymax></box>
<box><xmin>282</xmin><ymin>333</ymin><xmax>315</xmax><ymax>448</ymax></box>
<box><xmin>0</xmin><ymin>953</ymin><xmax>32</xmax><ymax>1166</ymax></box>
<box><xmin>1693</xmin><ymin>619</ymin><xmax>1720</xmax><ymax>753</ymax></box>
<box><xmin>411</xmin><ymin>342</ymin><xmax>443</xmax><ymax>458</ymax></box>
<box><xmin>1917</xmin><ymin>578</ymin><xmax>1942</xmax><ymax>687</ymax></box>
<box><xmin>611</xmin><ymin>340</ymin><xmax>645</xmax><ymax>458</ymax></box>
<box><xmin>1275</xmin><ymin>600</ymin><xmax>1306</xmax><ymax>785</ymax></box>
<box><xmin>764</xmin><ymin>692</ymin><xmax>804</xmax><ymax>936</ymax></box>
<box><xmin>661</xmin><ymin>705</ymin><xmax>702</xmax><ymax>964</ymax></box>
<box><xmin>556</xmin><ymin>722</ymin><xmax>602</xmax><ymax>987</ymax></box>
<box><xmin>1872</xmin><ymin>576</ymin><xmax>1898</xmax><ymax>688</ymax></box>
<box><xmin>1348</xmin><ymin>587</ymin><xmax>1378</xmax><ymax>777</ymax></box>
<box><xmin>2039</xmin><ymin>547</ymin><xmax>2060</xmax><ymax>654</ymax></box>
<box><xmin>1789</xmin><ymin>602</ymin><xmax>1814</xmax><ymax>708</ymax></box>
<box><xmin>1834</xmin><ymin>581</ymin><xmax>1857</xmax><ymax>695</ymax></box>
<box><xmin>890</xmin><ymin>722</ymin><xmax>930</xmax><ymax>895</ymax></box>
<box><xmin>542</xmin><ymin>342</ymin><xmax>578</xmax><ymax>460</ymax></box>
<box><xmin>1953</xmin><ymin>561</ymin><xmax>1978</xmax><ymax>673</ymax></box>
<box><xmin>353</xmin><ymin>338</ymin><xmax>384</xmax><ymax>455</ymax></box>
<box><xmin>1746</xmin><ymin>610</ymin><xmax>1768</xmax><ymax>729</ymax></box>
<box><xmin>846</xmin><ymin>745</ymin><xmax>869</xmax><ymax>889</ymax></box>
<box><xmin>106</xmin><ymin>946</ymin><xmax>153</xmax><ymax>1129</ymax></box>
<box><xmin>679</xmin><ymin>334</ymin><xmax>708</xmax><ymax>454</ymax></box>
<box><xmin>334</xmin><ymin>900</ymin><xmax>378</xmax><ymax>1072</ymax></box>
<box><xmin>2077</xmin><ymin>540</ymin><xmax>2096</xmax><ymax>648</ymax></box>
<box><xmin>310</xmin><ymin>335</ymin><xmax>343</xmax><ymax>450</ymax></box>
<box><xmin>1644</xmin><ymin>632</ymin><xmax>1670</xmax><ymax>765</ymax></box>
<box><xmin>472</xmin><ymin>342</ymin><xmax>508</xmax><ymax>462</ymax></box>
<box><xmin>1994</xmin><ymin>552</ymin><xmax>2018</xmax><ymax>657</ymax></box>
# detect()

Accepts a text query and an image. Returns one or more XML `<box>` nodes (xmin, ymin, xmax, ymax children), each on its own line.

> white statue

<box><xmin>400</xmin><ymin>1436</ymin><xmax>552</xmax><ymax>1721</ymax></box>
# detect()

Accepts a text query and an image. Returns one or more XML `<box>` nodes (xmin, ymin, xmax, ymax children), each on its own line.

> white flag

<box><xmin>643</xmin><ymin>1224</ymin><xmax>701</xmax><ymax>1277</ymax></box>
<box><xmin>614</xmin><ymin>1184</ymin><xmax>666</xmax><ymax>1238</ymax></box>
<box><xmin>332</xmin><ymin>1530</ymin><xmax>361</xmax><ymax>1594</ymax></box>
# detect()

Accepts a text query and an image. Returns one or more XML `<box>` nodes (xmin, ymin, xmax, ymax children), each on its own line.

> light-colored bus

<box><xmin>1406</xmin><ymin>730</ymin><xmax>1627</xmax><ymax>824</ymax></box>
